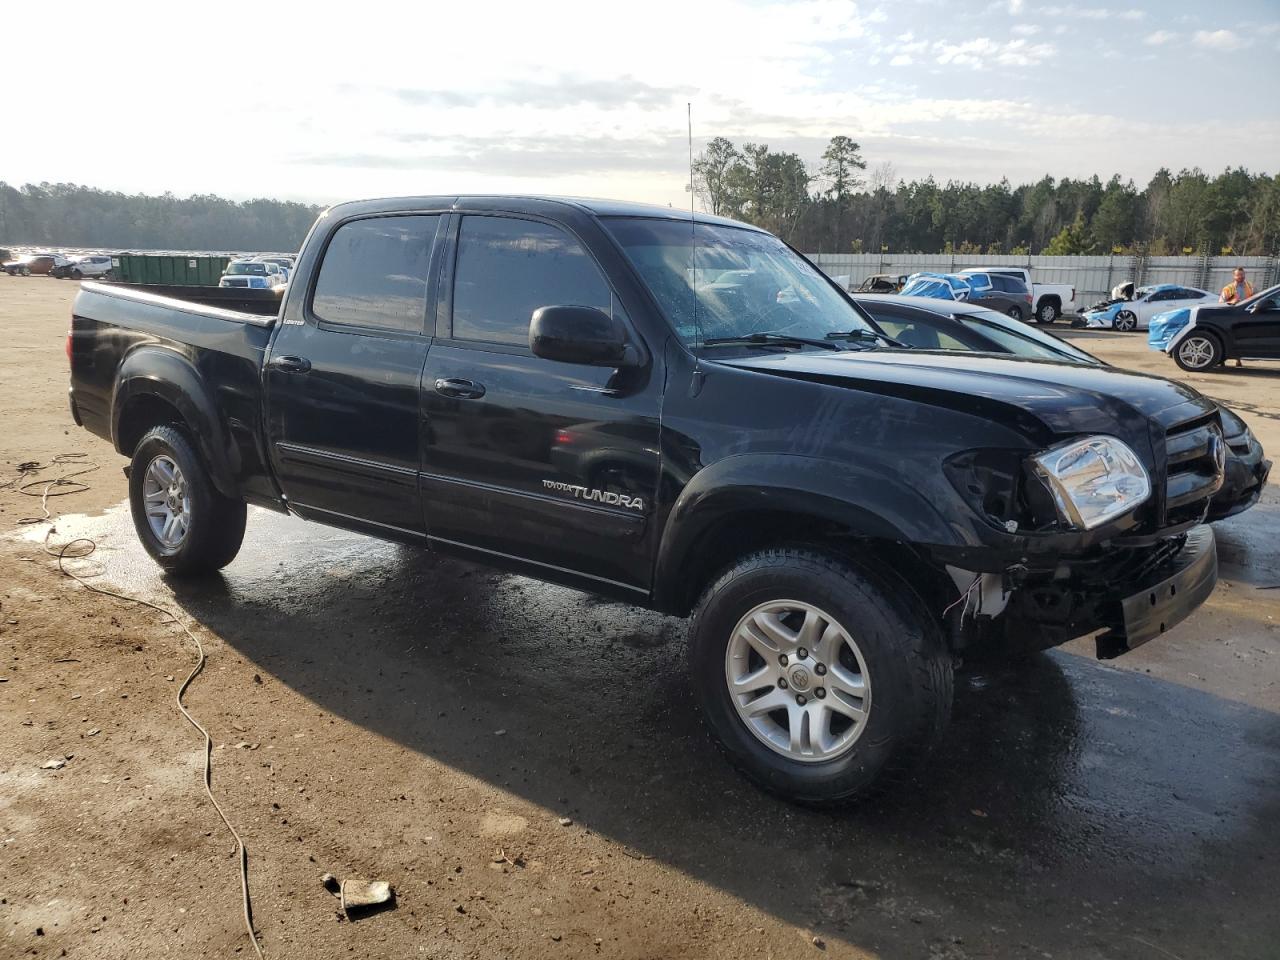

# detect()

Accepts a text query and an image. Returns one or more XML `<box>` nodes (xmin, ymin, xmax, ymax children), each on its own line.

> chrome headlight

<box><xmin>1031</xmin><ymin>435</ymin><xmax>1151</xmax><ymax>530</ymax></box>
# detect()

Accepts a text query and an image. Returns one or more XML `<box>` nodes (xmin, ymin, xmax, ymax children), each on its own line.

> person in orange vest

<box><xmin>1221</xmin><ymin>267</ymin><xmax>1255</xmax><ymax>367</ymax></box>
<box><xmin>1221</xmin><ymin>266</ymin><xmax>1255</xmax><ymax>304</ymax></box>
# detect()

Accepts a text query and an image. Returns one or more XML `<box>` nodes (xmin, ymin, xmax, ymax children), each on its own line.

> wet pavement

<box><xmin>17</xmin><ymin>501</ymin><xmax>1280</xmax><ymax>959</ymax></box>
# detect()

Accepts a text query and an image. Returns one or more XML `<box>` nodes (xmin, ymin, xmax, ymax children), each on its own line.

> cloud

<box><xmin>1143</xmin><ymin>30</ymin><xmax>1175</xmax><ymax>45</ymax></box>
<box><xmin>933</xmin><ymin>36</ymin><xmax>1057</xmax><ymax>69</ymax></box>
<box><xmin>392</xmin><ymin>76</ymin><xmax>691</xmax><ymax>111</ymax></box>
<box><xmin>1011</xmin><ymin>23</ymin><xmax>1041</xmax><ymax>36</ymax></box>
<box><xmin>1008</xmin><ymin>0</ymin><xmax>1025</xmax><ymax>13</ymax></box>
<box><xmin>1041</xmin><ymin>5</ymin><xmax>1145</xmax><ymax>20</ymax></box>
<box><xmin>1192</xmin><ymin>29</ymin><xmax>1250</xmax><ymax>50</ymax></box>
<box><xmin>889</xmin><ymin>54</ymin><xmax>914</xmax><ymax>66</ymax></box>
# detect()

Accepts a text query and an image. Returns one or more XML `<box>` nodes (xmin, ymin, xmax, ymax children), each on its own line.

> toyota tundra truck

<box><xmin>67</xmin><ymin>195</ymin><xmax>1226</xmax><ymax>804</ymax></box>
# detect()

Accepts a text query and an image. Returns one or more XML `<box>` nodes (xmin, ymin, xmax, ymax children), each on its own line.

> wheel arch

<box><xmin>112</xmin><ymin>347</ymin><xmax>240</xmax><ymax>498</ymax></box>
<box><xmin>651</xmin><ymin>456</ymin><xmax>963</xmax><ymax>617</ymax></box>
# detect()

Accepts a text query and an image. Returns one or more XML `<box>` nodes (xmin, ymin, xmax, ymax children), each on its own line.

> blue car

<box><xmin>1147</xmin><ymin>307</ymin><xmax>1194</xmax><ymax>351</ymax></box>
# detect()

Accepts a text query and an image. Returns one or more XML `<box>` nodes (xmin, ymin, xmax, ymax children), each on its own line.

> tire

<box><xmin>1173</xmin><ymin>332</ymin><xmax>1224</xmax><ymax>372</ymax></box>
<box><xmin>1007</xmin><ymin>306</ymin><xmax>1023</xmax><ymax>320</ymax></box>
<box><xmin>1035</xmin><ymin>299</ymin><xmax>1059</xmax><ymax>324</ymax></box>
<box><xmin>71</xmin><ymin>269</ymin><xmax>83</xmax><ymax>280</ymax></box>
<box><xmin>688</xmin><ymin>547</ymin><xmax>953</xmax><ymax>805</ymax></box>
<box><xmin>128</xmin><ymin>425</ymin><xmax>246</xmax><ymax>575</ymax></box>
<box><xmin>20</xmin><ymin>266</ymin><xmax>30</xmax><ymax>277</ymax></box>
<box><xmin>1113</xmin><ymin>310</ymin><xmax>1137</xmax><ymax>332</ymax></box>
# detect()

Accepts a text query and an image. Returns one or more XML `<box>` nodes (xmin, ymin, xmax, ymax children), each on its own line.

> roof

<box><xmin>324</xmin><ymin>194</ymin><xmax>760</xmax><ymax>231</ymax></box>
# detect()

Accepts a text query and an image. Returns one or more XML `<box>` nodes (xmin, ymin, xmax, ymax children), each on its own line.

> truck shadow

<box><xmin>156</xmin><ymin>513</ymin><xmax>1280</xmax><ymax>958</ymax></box>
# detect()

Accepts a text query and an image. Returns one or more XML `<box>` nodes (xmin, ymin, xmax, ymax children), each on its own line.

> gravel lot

<box><xmin>2</xmin><ymin>278</ymin><xmax>1277</xmax><ymax>959</ymax></box>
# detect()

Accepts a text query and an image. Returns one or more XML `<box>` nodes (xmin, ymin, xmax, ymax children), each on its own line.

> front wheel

<box><xmin>1173</xmin><ymin>333</ymin><xmax>1223</xmax><ymax>372</ymax></box>
<box><xmin>688</xmin><ymin>547</ymin><xmax>953</xmax><ymax>805</ymax></box>
<box><xmin>128</xmin><ymin>425</ymin><xmax>246</xmax><ymax>575</ymax></box>
<box><xmin>1113</xmin><ymin>310</ymin><xmax>1138</xmax><ymax>332</ymax></box>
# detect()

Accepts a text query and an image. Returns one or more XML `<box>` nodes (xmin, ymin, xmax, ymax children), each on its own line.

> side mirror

<box><xmin>529</xmin><ymin>305</ymin><xmax>636</xmax><ymax>367</ymax></box>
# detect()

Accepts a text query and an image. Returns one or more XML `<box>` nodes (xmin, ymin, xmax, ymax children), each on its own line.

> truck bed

<box><xmin>91</xmin><ymin>280</ymin><xmax>284</xmax><ymax>318</ymax></box>
<box><xmin>69</xmin><ymin>280</ymin><xmax>282</xmax><ymax>508</ymax></box>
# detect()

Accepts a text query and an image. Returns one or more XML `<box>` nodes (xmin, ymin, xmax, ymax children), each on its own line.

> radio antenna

<box><xmin>688</xmin><ymin>102</ymin><xmax>700</xmax><ymax>356</ymax></box>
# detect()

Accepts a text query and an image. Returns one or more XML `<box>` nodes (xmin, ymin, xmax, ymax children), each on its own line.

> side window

<box><xmin>452</xmin><ymin>216</ymin><xmax>611</xmax><ymax>346</ymax></box>
<box><xmin>312</xmin><ymin>215</ymin><xmax>439</xmax><ymax>333</ymax></box>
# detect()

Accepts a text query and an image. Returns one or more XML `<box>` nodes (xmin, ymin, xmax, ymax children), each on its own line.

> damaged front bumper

<box><xmin>1094</xmin><ymin>524</ymin><xmax>1217</xmax><ymax>659</ymax></box>
<box><xmin>951</xmin><ymin>525</ymin><xmax>1218</xmax><ymax>660</ymax></box>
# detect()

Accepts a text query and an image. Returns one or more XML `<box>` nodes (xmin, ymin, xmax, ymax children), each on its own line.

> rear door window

<box><xmin>451</xmin><ymin>215</ymin><xmax>611</xmax><ymax>347</ymax></box>
<box><xmin>311</xmin><ymin>215</ymin><xmax>440</xmax><ymax>333</ymax></box>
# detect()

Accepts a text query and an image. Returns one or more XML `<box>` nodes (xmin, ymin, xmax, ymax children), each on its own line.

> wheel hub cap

<box><xmin>142</xmin><ymin>455</ymin><xmax>190</xmax><ymax>549</ymax></box>
<box><xmin>724</xmin><ymin>600</ymin><xmax>872</xmax><ymax>763</ymax></box>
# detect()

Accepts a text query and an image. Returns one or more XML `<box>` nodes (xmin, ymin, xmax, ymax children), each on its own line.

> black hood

<box><xmin>716</xmin><ymin>348</ymin><xmax>1216</xmax><ymax>437</ymax></box>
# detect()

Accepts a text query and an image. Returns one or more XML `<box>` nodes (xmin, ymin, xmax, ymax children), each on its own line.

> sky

<box><xmin>5</xmin><ymin>0</ymin><xmax>1278</xmax><ymax>209</ymax></box>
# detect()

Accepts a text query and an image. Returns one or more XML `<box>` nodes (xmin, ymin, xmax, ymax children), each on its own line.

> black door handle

<box><xmin>434</xmin><ymin>378</ymin><xmax>486</xmax><ymax>399</ymax></box>
<box><xmin>268</xmin><ymin>355</ymin><xmax>311</xmax><ymax>373</ymax></box>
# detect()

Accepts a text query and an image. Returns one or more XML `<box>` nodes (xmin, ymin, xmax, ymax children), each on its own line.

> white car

<box><xmin>219</xmin><ymin>260</ymin><xmax>288</xmax><ymax>290</ymax></box>
<box><xmin>66</xmin><ymin>255</ymin><xmax>114</xmax><ymax>279</ymax></box>
<box><xmin>1081</xmin><ymin>283</ymin><xmax>1217</xmax><ymax>331</ymax></box>
<box><xmin>960</xmin><ymin>267</ymin><xmax>1076</xmax><ymax>325</ymax></box>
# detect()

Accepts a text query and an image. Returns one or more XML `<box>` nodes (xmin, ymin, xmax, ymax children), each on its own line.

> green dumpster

<box><xmin>109</xmin><ymin>254</ymin><xmax>231</xmax><ymax>286</ymax></box>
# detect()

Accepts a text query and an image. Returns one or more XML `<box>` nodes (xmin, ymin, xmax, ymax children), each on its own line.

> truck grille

<box><xmin>1164</xmin><ymin>413</ymin><xmax>1225</xmax><ymax>523</ymax></box>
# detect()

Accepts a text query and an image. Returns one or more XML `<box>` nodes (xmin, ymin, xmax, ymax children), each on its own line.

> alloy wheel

<box><xmin>724</xmin><ymin>600</ymin><xmax>872</xmax><ymax>762</ymax></box>
<box><xmin>1177</xmin><ymin>336</ymin><xmax>1217</xmax><ymax>370</ymax></box>
<box><xmin>142</xmin><ymin>455</ymin><xmax>191</xmax><ymax>548</ymax></box>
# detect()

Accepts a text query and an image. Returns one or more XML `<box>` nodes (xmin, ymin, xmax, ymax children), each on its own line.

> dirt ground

<box><xmin>2</xmin><ymin>278</ymin><xmax>1277</xmax><ymax>960</ymax></box>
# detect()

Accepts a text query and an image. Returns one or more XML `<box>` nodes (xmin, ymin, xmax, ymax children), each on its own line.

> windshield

<box><xmin>227</xmin><ymin>262</ymin><xmax>267</xmax><ymax>275</ymax></box>
<box><xmin>603</xmin><ymin>217</ymin><xmax>875</xmax><ymax>346</ymax></box>
<box><xmin>963</xmin><ymin>308</ymin><xmax>1101</xmax><ymax>364</ymax></box>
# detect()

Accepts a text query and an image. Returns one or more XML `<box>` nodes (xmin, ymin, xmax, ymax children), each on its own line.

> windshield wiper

<box><xmin>824</xmin><ymin>328</ymin><xmax>909</xmax><ymax>348</ymax></box>
<box><xmin>702</xmin><ymin>332</ymin><xmax>845</xmax><ymax>351</ymax></box>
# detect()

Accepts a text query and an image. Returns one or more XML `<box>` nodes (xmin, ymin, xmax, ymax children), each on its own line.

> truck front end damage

<box><xmin>944</xmin><ymin>526</ymin><xmax>1216</xmax><ymax>659</ymax></box>
<box><xmin>933</xmin><ymin>405</ymin><xmax>1226</xmax><ymax>660</ymax></box>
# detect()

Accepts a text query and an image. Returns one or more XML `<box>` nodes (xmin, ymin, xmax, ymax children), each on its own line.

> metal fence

<box><xmin>807</xmin><ymin>253</ymin><xmax>1280</xmax><ymax>307</ymax></box>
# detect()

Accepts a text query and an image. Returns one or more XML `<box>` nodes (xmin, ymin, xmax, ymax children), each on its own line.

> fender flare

<box><xmin>651</xmin><ymin>453</ymin><xmax>965</xmax><ymax>611</ymax></box>
<box><xmin>111</xmin><ymin>346</ymin><xmax>240</xmax><ymax>499</ymax></box>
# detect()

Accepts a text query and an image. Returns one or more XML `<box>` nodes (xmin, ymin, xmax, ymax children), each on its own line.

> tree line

<box><xmin>4</xmin><ymin>150</ymin><xmax>1279</xmax><ymax>257</ymax></box>
<box><xmin>0</xmin><ymin>181</ymin><xmax>321</xmax><ymax>252</ymax></box>
<box><xmin>694</xmin><ymin>137</ymin><xmax>1280</xmax><ymax>257</ymax></box>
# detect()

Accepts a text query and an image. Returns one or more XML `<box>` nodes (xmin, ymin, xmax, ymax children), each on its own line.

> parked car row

<box><xmin>898</xmin><ymin>271</ymin><xmax>1034</xmax><ymax>321</ymax></box>
<box><xmin>848</xmin><ymin>266</ymin><xmax>1075</xmax><ymax>325</ymax></box>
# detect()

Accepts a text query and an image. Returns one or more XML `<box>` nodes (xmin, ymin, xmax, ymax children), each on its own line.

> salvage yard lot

<box><xmin>2</xmin><ymin>278</ymin><xmax>1278</xmax><ymax>959</ymax></box>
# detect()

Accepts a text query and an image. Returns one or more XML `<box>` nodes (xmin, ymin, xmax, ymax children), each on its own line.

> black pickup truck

<box><xmin>68</xmin><ymin>196</ymin><xmax>1226</xmax><ymax>804</ymax></box>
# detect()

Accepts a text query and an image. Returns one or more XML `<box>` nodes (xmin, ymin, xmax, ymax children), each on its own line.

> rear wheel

<box><xmin>1113</xmin><ymin>310</ymin><xmax>1138</xmax><ymax>332</ymax></box>
<box><xmin>688</xmin><ymin>547</ymin><xmax>953</xmax><ymax>805</ymax></box>
<box><xmin>128</xmin><ymin>425</ymin><xmax>246</xmax><ymax>575</ymax></box>
<box><xmin>20</xmin><ymin>266</ymin><xmax>30</xmax><ymax>277</ymax></box>
<box><xmin>1173</xmin><ymin>333</ymin><xmax>1223</xmax><ymax>372</ymax></box>
<box><xmin>1035</xmin><ymin>300</ymin><xmax>1059</xmax><ymax>324</ymax></box>
<box><xmin>1007</xmin><ymin>306</ymin><xmax>1023</xmax><ymax>320</ymax></box>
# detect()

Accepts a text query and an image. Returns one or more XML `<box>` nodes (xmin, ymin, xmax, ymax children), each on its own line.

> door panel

<box><xmin>1231</xmin><ymin>299</ymin><xmax>1280</xmax><ymax>357</ymax></box>
<box><xmin>265</xmin><ymin>214</ymin><xmax>442</xmax><ymax>536</ymax></box>
<box><xmin>420</xmin><ymin>214</ymin><xmax>662</xmax><ymax>592</ymax></box>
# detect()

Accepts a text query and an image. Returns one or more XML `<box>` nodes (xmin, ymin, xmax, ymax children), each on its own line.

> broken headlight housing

<box><xmin>1030</xmin><ymin>435</ymin><xmax>1151</xmax><ymax>530</ymax></box>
